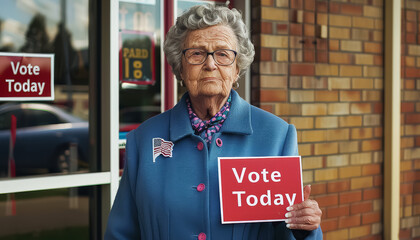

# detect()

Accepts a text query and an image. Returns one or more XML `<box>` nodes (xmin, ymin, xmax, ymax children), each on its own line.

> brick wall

<box><xmin>251</xmin><ymin>0</ymin><xmax>384</xmax><ymax>238</ymax></box>
<box><xmin>400</xmin><ymin>1</ymin><xmax>420</xmax><ymax>239</ymax></box>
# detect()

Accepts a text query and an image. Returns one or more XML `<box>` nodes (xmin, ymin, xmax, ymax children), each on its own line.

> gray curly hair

<box><xmin>163</xmin><ymin>4</ymin><xmax>255</xmax><ymax>82</ymax></box>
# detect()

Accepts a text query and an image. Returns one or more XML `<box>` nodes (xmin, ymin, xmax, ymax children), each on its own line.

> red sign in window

<box><xmin>0</xmin><ymin>53</ymin><xmax>54</xmax><ymax>101</ymax></box>
<box><xmin>218</xmin><ymin>156</ymin><xmax>303</xmax><ymax>224</ymax></box>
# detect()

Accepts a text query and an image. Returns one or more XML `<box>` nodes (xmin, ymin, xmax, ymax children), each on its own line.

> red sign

<box><xmin>0</xmin><ymin>53</ymin><xmax>54</xmax><ymax>101</ymax></box>
<box><xmin>218</xmin><ymin>156</ymin><xmax>303</xmax><ymax>224</ymax></box>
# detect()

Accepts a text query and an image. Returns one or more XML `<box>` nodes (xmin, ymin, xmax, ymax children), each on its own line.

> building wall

<box><xmin>251</xmin><ymin>0</ymin><xmax>384</xmax><ymax>238</ymax></box>
<box><xmin>400</xmin><ymin>1</ymin><xmax>420</xmax><ymax>239</ymax></box>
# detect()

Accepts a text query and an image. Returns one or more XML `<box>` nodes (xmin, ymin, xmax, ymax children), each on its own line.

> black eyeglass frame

<box><xmin>182</xmin><ymin>48</ymin><xmax>238</xmax><ymax>66</ymax></box>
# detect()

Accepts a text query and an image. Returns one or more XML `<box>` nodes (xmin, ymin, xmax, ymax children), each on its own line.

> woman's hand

<box><xmin>285</xmin><ymin>185</ymin><xmax>322</xmax><ymax>231</ymax></box>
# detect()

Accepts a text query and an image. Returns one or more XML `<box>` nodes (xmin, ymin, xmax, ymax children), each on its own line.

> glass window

<box><xmin>0</xmin><ymin>187</ymin><xmax>90</xmax><ymax>239</ymax></box>
<box><xmin>0</xmin><ymin>0</ymin><xmax>91</xmax><ymax>178</ymax></box>
<box><xmin>22</xmin><ymin>109</ymin><xmax>63</xmax><ymax>127</ymax></box>
<box><xmin>118</xmin><ymin>0</ymin><xmax>162</xmax><ymax>170</ymax></box>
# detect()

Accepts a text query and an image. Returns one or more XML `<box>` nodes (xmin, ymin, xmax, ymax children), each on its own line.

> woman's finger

<box><xmin>303</xmin><ymin>185</ymin><xmax>311</xmax><ymax>201</ymax></box>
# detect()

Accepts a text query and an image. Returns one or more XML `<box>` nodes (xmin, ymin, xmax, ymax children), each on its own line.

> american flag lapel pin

<box><xmin>152</xmin><ymin>137</ymin><xmax>174</xmax><ymax>163</ymax></box>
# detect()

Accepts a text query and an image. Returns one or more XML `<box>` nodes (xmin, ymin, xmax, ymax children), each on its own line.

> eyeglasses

<box><xmin>182</xmin><ymin>48</ymin><xmax>237</xmax><ymax>66</ymax></box>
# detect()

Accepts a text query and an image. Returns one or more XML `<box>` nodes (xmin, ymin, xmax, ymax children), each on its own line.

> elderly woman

<box><xmin>105</xmin><ymin>4</ymin><xmax>322</xmax><ymax>240</ymax></box>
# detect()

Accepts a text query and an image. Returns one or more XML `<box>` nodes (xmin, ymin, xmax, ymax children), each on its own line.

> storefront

<box><xmin>0</xmin><ymin>0</ymin><xmax>249</xmax><ymax>239</ymax></box>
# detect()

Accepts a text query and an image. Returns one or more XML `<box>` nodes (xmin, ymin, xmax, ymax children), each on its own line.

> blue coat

<box><xmin>105</xmin><ymin>90</ymin><xmax>322</xmax><ymax>239</ymax></box>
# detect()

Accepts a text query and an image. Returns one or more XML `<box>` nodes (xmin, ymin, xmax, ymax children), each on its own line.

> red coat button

<box><xmin>216</xmin><ymin>138</ymin><xmax>223</xmax><ymax>147</ymax></box>
<box><xmin>197</xmin><ymin>142</ymin><xmax>204</xmax><ymax>151</ymax></box>
<box><xmin>198</xmin><ymin>232</ymin><xmax>206</xmax><ymax>240</ymax></box>
<box><xmin>197</xmin><ymin>183</ymin><xmax>205</xmax><ymax>192</ymax></box>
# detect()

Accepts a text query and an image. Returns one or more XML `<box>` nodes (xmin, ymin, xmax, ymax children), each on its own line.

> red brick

<box><xmin>321</xmin><ymin>218</ymin><xmax>338</xmax><ymax>232</ymax></box>
<box><xmin>374</xmin><ymin>55</ymin><xmax>383</xmax><ymax>65</ymax></box>
<box><xmin>406</xmin><ymin>22</ymin><xmax>416</xmax><ymax>33</ymax></box>
<box><xmin>405</xmin><ymin>79</ymin><xmax>416</xmax><ymax>89</ymax></box>
<box><xmin>340</xmin><ymin>191</ymin><xmax>362</xmax><ymax>204</ymax></box>
<box><xmin>291</xmin><ymin>0</ymin><xmax>303</xmax><ymax>9</ymax></box>
<box><xmin>259</xmin><ymin>48</ymin><xmax>272</xmax><ymax>61</ymax></box>
<box><xmin>364</xmin><ymin>42</ymin><xmax>382</xmax><ymax>53</ymax></box>
<box><xmin>316</xmin><ymin>1</ymin><xmax>327</xmax><ymax>12</ymax></box>
<box><xmin>362</xmin><ymin>139</ymin><xmax>382</xmax><ymax>151</ymax></box>
<box><xmin>362</xmin><ymin>211</ymin><xmax>381</xmax><ymax>224</ymax></box>
<box><xmin>304</xmin><ymin>11</ymin><xmax>315</xmax><ymax>23</ymax></box>
<box><xmin>374</xmin><ymin>127</ymin><xmax>382</xmax><ymax>138</ymax></box>
<box><xmin>329</xmin><ymin>52</ymin><xmax>352</xmax><ymax>64</ymax></box>
<box><xmin>290</xmin><ymin>63</ymin><xmax>315</xmax><ymax>76</ymax></box>
<box><xmin>401</xmin><ymin>102</ymin><xmax>414</xmax><ymax>113</ymax></box>
<box><xmin>406</xmin><ymin>10</ymin><xmax>417</xmax><ymax>21</ymax></box>
<box><xmin>341</xmin><ymin>90</ymin><xmax>361</xmax><ymax>101</ymax></box>
<box><xmin>303</xmin><ymin>37</ymin><xmax>315</xmax><ymax>49</ymax></box>
<box><xmin>327</xmin><ymin>205</ymin><xmax>350</xmax><ymax>218</ymax></box>
<box><xmin>311</xmin><ymin>183</ymin><xmax>327</xmax><ymax>195</ymax></box>
<box><xmin>329</xmin><ymin>2</ymin><xmax>341</xmax><ymax>14</ymax></box>
<box><xmin>260</xmin><ymin>89</ymin><xmax>288</xmax><ymax>102</ymax></box>
<box><xmin>290</xmin><ymin>23</ymin><xmax>303</xmax><ymax>36</ymax></box>
<box><xmin>341</xmin><ymin>4</ymin><xmax>363</xmax><ymax>15</ymax></box>
<box><xmin>400</xmin><ymin>229</ymin><xmax>411</xmax><ymax>239</ymax></box>
<box><xmin>404</xmin><ymin>195</ymin><xmax>413</xmax><ymax>206</ymax></box>
<box><xmin>260</xmin><ymin>104</ymin><xmax>273</xmax><ymax>113</ymax></box>
<box><xmin>329</xmin><ymin>40</ymin><xmax>339</xmax><ymax>51</ymax></box>
<box><xmin>276</xmin><ymin>24</ymin><xmax>288</xmax><ymax>34</ymax></box>
<box><xmin>373</xmin><ymin>103</ymin><xmax>383</xmax><ymax>113</ymax></box>
<box><xmin>406</xmin><ymin>114</ymin><xmax>420</xmax><ymax>124</ymax></box>
<box><xmin>317</xmin><ymin>51</ymin><xmax>328</xmax><ymax>63</ymax></box>
<box><xmin>350</xmin><ymin>201</ymin><xmax>372</xmax><ymax>214</ymax></box>
<box><xmin>304</xmin><ymin>50</ymin><xmax>315</xmax><ymax>62</ymax></box>
<box><xmin>362</xmin><ymin>164</ymin><xmax>381</xmax><ymax>176</ymax></box>
<box><xmin>403</xmin><ymin>171</ymin><xmax>417</xmax><ymax>182</ymax></box>
<box><xmin>414</xmin><ymin>193</ymin><xmax>420</xmax><ymax>204</ymax></box>
<box><xmin>362</xmin><ymin>235</ymin><xmax>382</xmax><ymax>240</ymax></box>
<box><xmin>261</xmin><ymin>0</ymin><xmax>273</xmax><ymax>6</ymax></box>
<box><xmin>317</xmin><ymin>39</ymin><xmax>328</xmax><ymax>50</ymax></box>
<box><xmin>363</xmin><ymin>188</ymin><xmax>382</xmax><ymax>200</ymax></box>
<box><xmin>328</xmin><ymin>180</ymin><xmax>350</xmax><ymax>193</ymax></box>
<box><xmin>401</xmin><ymin>183</ymin><xmax>414</xmax><ymax>195</ymax></box>
<box><xmin>405</xmin><ymin>68</ymin><xmax>420</xmax><ymax>78</ymax></box>
<box><xmin>261</xmin><ymin>22</ymin><xmax>273</xmax><ymax>34</ymax></box>
<box><xmin>416</xmin><ymin>137</ymin><xmax>420</xmax><ymax>147</ymax></box>
<box><xmin>315</xmin><ymin>194</ymin><xmax>339</xmax><ymax>207</ymax></box>
<box><xmin>374</xmin><ymin>175</ymin><xmax>382</xmax><ymax>187</ymax></box>
<box><xmin>304</xmin><ymin>24</ymin><xmax>315</xmax><ymax>37</ymax></box>
<box><xmin>304</xmin><ymin>0</ymin><xmax>315</xmax><ymax>11</ymax></box>
<box><xmin>339</xmin><ymin>214</ymin><xmax>361</xmax><ymax>228</ymax></box>
<box><xmin>406</xmin><ymin>33</ymin><xmax>416</xmax><ymax>44</ymax></box>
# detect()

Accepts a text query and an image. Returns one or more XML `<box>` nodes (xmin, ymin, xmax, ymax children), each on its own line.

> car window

<box><xmin>0</xmin><ymin>109</ymin><xmax>24</xmax><ymax>130</ymax></box>
<box><xmin>21</xmin><ymin>109</ymin><xmax>64</xmax><ymax>127</ymax></box>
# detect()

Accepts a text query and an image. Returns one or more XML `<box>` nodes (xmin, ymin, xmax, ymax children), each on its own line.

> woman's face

<box><xmin>181</xmin><ymin>25</ymin><xmax>239</xmax><ymax>99</ymax></box>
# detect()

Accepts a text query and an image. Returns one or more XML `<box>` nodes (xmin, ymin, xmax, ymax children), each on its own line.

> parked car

<box><xmin>0</xmin><ymin>103</ymin><xmax>161</xmax><ymax>177</ymax></box>
<box><xmin>118</xmin><ymin>105</ymin><xmax>160</xmax><ymax>171</ymax></box>
<box><xmin>0</xmin><ymin>103</ymin><xmax>89</xmax><ymax>177</ymax></box>
<box><xmin>119</xmin><ymin>105</ymin><xmax>160</xmax><ymax>132</ymax></box>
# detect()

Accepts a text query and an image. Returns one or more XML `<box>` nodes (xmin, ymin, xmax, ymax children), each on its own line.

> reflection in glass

<box><xmin>118</xmin><ymin>1</ymin><xmax>162</xmax><ymax>170</ymax></box>
<box><xmin>0</xmin><ymin>0</ymin><xmax>90</xmax><ymax>178</ymax></box>
<box><xmin>0</xmin><ymin>187</ymin><xmax>89</xmax><ymax>239</ymax></box>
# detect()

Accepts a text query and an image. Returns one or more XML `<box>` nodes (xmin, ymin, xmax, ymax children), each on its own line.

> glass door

<box><xmin>0</xmin><ymin>0</ymin><xmax>107</xmax><ymax>239</ymax></box>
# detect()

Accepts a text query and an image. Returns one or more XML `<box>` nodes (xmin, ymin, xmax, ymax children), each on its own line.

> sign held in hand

<box><xmin>218</xmin><ymin>156</ymin><xmax>303</xmax><ymax>224</ymax></box>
